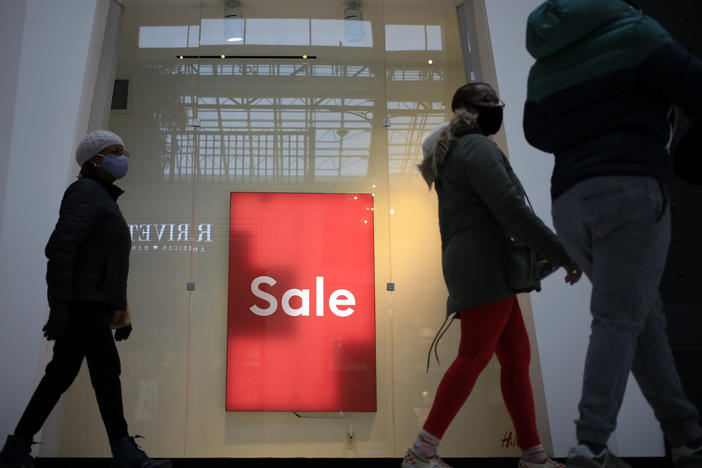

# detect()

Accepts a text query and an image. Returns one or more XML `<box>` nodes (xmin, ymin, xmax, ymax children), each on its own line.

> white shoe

<box><xmin>519</xmin><ymin>457</ymin><xmax>565</xmax><ymax>468</ymax></box>
<box><xmin>401</xmin><ymin>448</ymin><xmax>452</xmax><ymax>468</ymax></box>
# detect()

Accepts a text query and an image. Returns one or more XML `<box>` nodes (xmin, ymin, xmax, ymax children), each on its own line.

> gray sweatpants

<box><xmin>552</xmin><ymin>175</ymin><xmax>701</xmax><ymax>447</ymax></box>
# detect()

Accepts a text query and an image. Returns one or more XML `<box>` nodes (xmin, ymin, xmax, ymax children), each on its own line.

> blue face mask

<box><xmin>99</xmin><ymin>154</ymin><xmax>129</xmax><ymax>179</ymax></box>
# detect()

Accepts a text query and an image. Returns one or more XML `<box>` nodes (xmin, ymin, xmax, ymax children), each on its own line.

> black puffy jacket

<box><xmin>45</xmin><ymin>177</ymin><xmax>131</xmax><ymax>310</ymax></box>
<box><xmin>523</xmin><ymin>0</ymin><xmax>702</xmax><ymax>200</ymax></box>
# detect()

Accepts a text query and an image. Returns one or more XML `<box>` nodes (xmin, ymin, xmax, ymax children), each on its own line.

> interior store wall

<box><xmin>483</xmin><ymin>0</ymin><xmax>665</xmax><ymax>457</ymax></box>
<box><xmin>0</xmin><ymin>0</ymin><xmax>118</xmax><ymax>445</ymax></box>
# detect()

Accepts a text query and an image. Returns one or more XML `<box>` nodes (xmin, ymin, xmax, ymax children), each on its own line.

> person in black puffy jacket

<box><xmin>523</xmin><ymin>1</ymin><xmax>702</xmax><ymax>467</ymax></box>
<box><xmin>0</xmin><ymin>131</ymin><xmax>171</xmax><ymax>468</ymax></box>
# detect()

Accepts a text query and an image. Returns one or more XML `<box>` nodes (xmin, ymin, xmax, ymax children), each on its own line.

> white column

<box><xmin>0</xmin><ymin>0</ymin><xmax>118</xmax><ymax>450</ymax></box>
<box><xmin>481</xmin><ymin>0</ymin><xmax>664</xmax><ymax>457</ymax></box>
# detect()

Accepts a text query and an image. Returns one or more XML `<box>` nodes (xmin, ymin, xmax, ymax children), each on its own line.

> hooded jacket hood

<box><xmin>527</xmin><ymin>0</ymin><xmax>639</xmax><ymax>59</ymax></box>
<box><xmin>526</xmin><ymin>0</ymin><xmax>671</xmax><ymax>102</ymax></box>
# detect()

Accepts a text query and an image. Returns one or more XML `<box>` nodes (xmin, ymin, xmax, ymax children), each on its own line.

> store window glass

<box><xmin>44</xmin><ymin>0</ymin><xmax>541</xmax><ymax>460</ymax></box>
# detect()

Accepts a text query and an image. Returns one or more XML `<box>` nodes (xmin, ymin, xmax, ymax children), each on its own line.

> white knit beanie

<box><xmin>75</xmin><ymin>130</ymin><xmax>124</xmax><ymax>166</ymax></box>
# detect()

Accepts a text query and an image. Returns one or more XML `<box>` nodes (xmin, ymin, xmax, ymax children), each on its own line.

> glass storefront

<box><xmin>48</xmin><ymin>0</ymin><xmax>543</xmax><ymax>458</ymax></box>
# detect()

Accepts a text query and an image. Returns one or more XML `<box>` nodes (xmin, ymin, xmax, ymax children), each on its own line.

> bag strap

<box><xmin>425</xmin><ymin>312</ymin><xmax>457</xmax><ymax>373</ymax></box>
<box><xmin>514</xmin><ymin>172</ymin><xmax>535</xmax><ymax>213</ymax></box>
<box><xmin>504</xmin><ymin>155</ymin><xmax>535</xmax><ymax>214</ymax></box>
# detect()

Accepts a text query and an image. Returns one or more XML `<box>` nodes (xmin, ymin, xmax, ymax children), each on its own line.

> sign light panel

<box><xmin>226</xmin><ymin>192</ymin><xmax>376</xmax><ymax>411</ymax></box>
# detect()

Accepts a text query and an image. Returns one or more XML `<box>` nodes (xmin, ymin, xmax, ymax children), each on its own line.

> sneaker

<box><xmin>110</xmin><ymin>436</ymin><xmax>172</xmax><ymax>468</ymax></box>
<box><xmin>672</xmin><ymin>443</ymin><xmax>702</xmax><ymax>468</ymax></box>
<box><xmin>565</xmin><ymin>444</ymin><xmax>631</xmax><ymax>468</ymax></box>
<box><xmin>520</xmin><ymin>458</ymin><xmax>565</xmax><ymax>468</ymax></box>
<box><xmin>0</xmin><ymin>435</ymin><xmax>34</xmax><ymax>468</ymax></box>
<box><xmin>401</xmin><ymin>448</ymin><xmax>452</xmax><ymax>468</ymax></box>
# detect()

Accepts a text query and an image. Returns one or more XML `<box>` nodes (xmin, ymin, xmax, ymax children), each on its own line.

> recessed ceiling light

<box><xmin>224</xmin><ymin>0</ymin><xmax>244</xmax><ymax>43</ymax></box>
<box><xmin>428</xmin><ymin>59</ymin><xmax>433</xmax><ymax>65</ymax></box>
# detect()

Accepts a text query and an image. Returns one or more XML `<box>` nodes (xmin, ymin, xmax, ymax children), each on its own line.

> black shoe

<box><xmin>673</xmin><ymin>443</ymin><xmax>702</xmax><ymax>468</ymax></box>
<box><xmin>0</xmin><ymin>435</ymin><xmax>35</xmax><ymax>468</ymax></box>
<box><xmin>110</xmin><ymin>436</ymin><xmax>172</xmax><ymax>468</ymax></box>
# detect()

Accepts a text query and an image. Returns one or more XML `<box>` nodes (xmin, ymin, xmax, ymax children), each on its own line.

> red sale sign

<box><xmin>226</xmin><ymin>193</ymin><xmax>377</xmax><ymax>411</ymax></box>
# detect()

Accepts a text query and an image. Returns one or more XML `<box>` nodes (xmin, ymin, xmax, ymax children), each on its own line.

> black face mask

<box><xmin>477</xmin><ymin>106</ymin><xmax>503</xmax><ymax>135</ymax></box>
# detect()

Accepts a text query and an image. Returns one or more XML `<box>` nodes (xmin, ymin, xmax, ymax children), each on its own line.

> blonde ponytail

<box><xmin>418</xmin><ymin>108</ymin><xmax>480</xmax><ymax>188</ymax></box>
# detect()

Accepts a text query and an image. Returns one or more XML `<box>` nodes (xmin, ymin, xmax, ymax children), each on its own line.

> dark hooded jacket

<box><xmin>45</xmin><ymin>176</ymin><xmax>131</xmax><ymax>310</ymax></box>
<box><xmin>523</xmin><ymin>0</ymin><xmax>702</xmax><ymax>200</ymax></box>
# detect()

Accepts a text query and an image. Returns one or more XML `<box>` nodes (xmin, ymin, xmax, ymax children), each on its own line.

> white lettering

<box><xmin>177</xmin><ymin>224</ymin><xmax>189</xmax><ymax>241</ymax></box>
<box><xmin>138</xmin><ymin>224</ymin><xmax>151</xmax><ymax>242</ymax></box>
<box><xmin>128</xmin><ymin>222</ymin><xmax>215</xmax><ymax>245</ymax></box>
<box><xmin>329</xmin><ymin>289</ymin><xmax>355</xmax><ymax>317</ymax></box>
<box><xmin>316</xmin><ymin>276</ymin><xmax>324</xmax><ymax>316</ymax></box>
<box><xmin>282</xmin><ymin>289</ymin><xmax>310</xmax><ymax>316</ymax></box>
<box><xmin>197</xmin><ymin>224</ymin><xmax>212</xmax><ymax>242</ymax></box>
<box><xmin>249</xmin><ymin>276</ymin><xmax>355</xmax><ymax>318</ymax></box>
<box><xmin>250</xmin><ymin>276</ymin><xmax>277</xmax><ymax>316</ymax></box>
<box><xmin>154</xmin><ymin>224</ymin><xmax>167</xmax><ymax>241</ymax></box>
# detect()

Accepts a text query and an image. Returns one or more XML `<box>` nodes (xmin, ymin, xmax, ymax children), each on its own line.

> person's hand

<box><xmin>563</xmin><ymin>261</ymin><xmax>582</xmax><ymax>285</ymax></box>
<box><xmin>114</xmin><ymin>324</ymin><xmax>132</xmax><ymax>341</ymax></box>
<box><xmin>110</xmin><ymin>304</ymin><xmax>131</xmax><ymax>329</ymax></box>
<box><xmin>43</xmin><ymin>301</ymin><xmax>69</xmax><ymax>340</ymax></box>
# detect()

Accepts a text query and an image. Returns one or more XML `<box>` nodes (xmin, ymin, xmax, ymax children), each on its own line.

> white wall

<box><xmin>0</xmin><ymin>0</ymin><xmax>117</xmax><ymax>448</ymax></box>
<box><xmin>0</xmin><ymin>0</ymin><xmax>26</xmax><ymax>242</ymax></box>
<box><xmin>88</xmin><ymin>0</ymin><xmax>124</xmax><ymax>132</ymax></box>
<box><xmin>482</xmin><ymin>0</ymin><xmax>664</xmax><ymax>457</ymax></box>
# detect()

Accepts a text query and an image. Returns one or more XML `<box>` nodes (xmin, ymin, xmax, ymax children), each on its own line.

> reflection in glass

<box><xmin>162</xmin><ymin>62</ymin><xmax>375</xmax><ymax>79</ymax></box>
<box><xmin>136</xmin><ymin>58</ymin><xmax>448</xmax><ymax>181</ymax></box>
<box><xmin>224</xmin><ymin>18</ymin><xmax>244</xmax><ymax>43</ymax></box>
<box><xmin>387</xmin><ymin>101</ymin><xmax>445</xmax><ymax>175</ymax></box>
<box><xmin>139</xmin><ymin>21</ymin><xmax>445</xmax><ymax>50</ymax></box>
<box><xmin>139</xmin><ymin>25</ymin><xmax>199</xmax><ymax>48</ymax></box>
<box><xmin>385</xmin><ymin>24</ymin><xmax>443</xmax><ymax>51</ymax></box>
<box><xmin>154</xmin><ymin>92</ymin><xmax>377</xmax><ymax>181</ymax></box>
<box><xmin>56</xmin><ymin>0</ymin><xmax>507</xmax><ymax>459</ymax></box>
<box><xmin>164</xmin><ymin>18</ymin><xmax>376</xmax><ymax>48</ymax></box>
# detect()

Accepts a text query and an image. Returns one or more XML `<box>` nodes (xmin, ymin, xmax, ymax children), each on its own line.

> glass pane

<box><xmin>382</xmin><ymin>0</ymin><xmax>529</xmax><ymax>458</ymax></box>
<box><xmin>48</xmin><ymin>0</ymin><xmax>203</xmax><ymax>458</ymax></box>
<box><xmin>40</xmin><ymin>0</ymin><xmax>527</xmax><ymax>460</ymax></box>
<box><xmin>185</xmin><ymin>0</ymin><xmax>394</xmax><ymax>458</ymax></box>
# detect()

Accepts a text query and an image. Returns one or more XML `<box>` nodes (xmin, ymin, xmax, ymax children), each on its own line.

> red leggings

<box><xmin>423</xmin><ymin>296</ymin><xmax>540</xmax><ymax>449</ymax></box>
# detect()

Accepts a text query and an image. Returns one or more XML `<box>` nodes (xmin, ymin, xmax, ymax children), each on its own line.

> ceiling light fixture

<box><xmin>344</xmin><ymin>0</ymin><xmax>364</xmax><ymax>43</ymax></box>
<box><xmin>224</xmin><ymin>0</ymin><xmax>244</xmax><ymax>43</ymax></box>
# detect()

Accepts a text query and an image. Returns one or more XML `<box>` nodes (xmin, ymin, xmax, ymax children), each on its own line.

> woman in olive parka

<box><xmin>402</xmin><ymin>83</ymin><xmax>580</xmax><ymax>468</ymax></box>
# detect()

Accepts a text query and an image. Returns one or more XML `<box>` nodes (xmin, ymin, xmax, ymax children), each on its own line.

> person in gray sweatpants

<box><xmin>523</xmin><ymin>0</ymin><xmax>702</xmax><ymax>467</ymax></box>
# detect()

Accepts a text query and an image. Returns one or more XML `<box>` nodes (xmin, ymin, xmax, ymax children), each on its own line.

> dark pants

<box><xmin>553</xmin><ymin>176</ymin><xmax>701</xmax><ymax>447</ymax></box>
<box><xmin>15</xmin><ymin>302</ymin><xmax>128</xmax><ymax>442</ymax></box>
